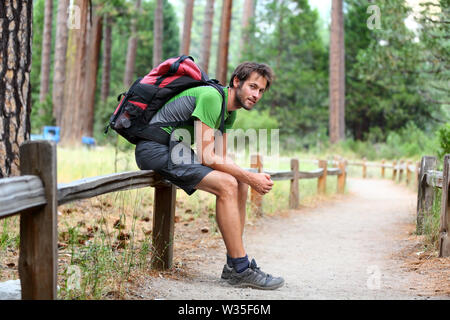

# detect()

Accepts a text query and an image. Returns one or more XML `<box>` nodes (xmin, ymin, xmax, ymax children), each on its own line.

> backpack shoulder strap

<box><xmin>206</xmin><ymin>80</ymin><xmax>226</xmax><ymax>134</ymax></box>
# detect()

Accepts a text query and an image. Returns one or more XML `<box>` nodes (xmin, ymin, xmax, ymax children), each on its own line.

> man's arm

<box><xmin>195</xmin><ymin>120</ymin><xmax>273</xmax><ymax>195</ymax></box>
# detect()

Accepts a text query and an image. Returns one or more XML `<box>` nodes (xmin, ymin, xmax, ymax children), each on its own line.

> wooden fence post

<box><xmin>19</xmin><ymin>141</ymin><xmax>58</xmax><ymax>300</ymax></box>
<box><xmin>317</xmin><ymin>160</ymin><xmax>327</xmax><ymax>195</ymax></box>
<box><xmin>362</xmin><ymin>157</ymin><xmax>367</xmax><ymax>179</ymax></box>
<box><xmin>381</xmin><ymin>159</ymin><xmax>385</xmax><ymax>178</ymax></box>
<box><xmin>416</xmin><ymin>156</ymin><xmax>437</xmax><ymax>235</ymax></box>
<box><xmin>152</xmin><ymin>184</ymin><xmax>177</xmax><ymax>270</ymax></box>
<box><xmin>416</xmin><ymin>161</ymin><xmax>420</xmax><ymax>190</ymax></box>
<box><xmin>337</xmin><ymin>160</ymin><xmax>346</xmax><ymax>194</ymax></box>
<box><xmin>399</xmin><ymin>160</ymin><xmax>404</xmax><ymax>183</ymax></box>
<box><xmin>250</xmin><ymin>154</ymin><xmax>263</xmax><ymax>216</ymax></box>
<box><xmin>406</xmin><ymin>161</ymin><xmax>412</xmax><ymax>185</ymax></box>
<box><xmin>392</xmin><ymin>160</ymin><xmax>397</xmax><ymax>181</ymax></box>
<box><xmin>439</xmin><ymin>154</ymin><xmax>450</xmax><ymax>257</ymax></box>
<box><xmin>289</xmin><ymin>158</ymin><xmax>299</xmax><ymax>209</ymax></box>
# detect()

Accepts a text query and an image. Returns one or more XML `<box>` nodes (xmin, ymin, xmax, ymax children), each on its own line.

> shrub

<box><xmin>437</xmin><ymin>123</ymin><xmax>450</xmax><ymax>159</ymax></box>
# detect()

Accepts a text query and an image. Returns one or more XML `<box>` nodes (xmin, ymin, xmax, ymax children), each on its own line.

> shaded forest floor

<box><xmin>129</xmin><ymin>178</ymin><xmax>450</xmax><ymax>300</ymax></box>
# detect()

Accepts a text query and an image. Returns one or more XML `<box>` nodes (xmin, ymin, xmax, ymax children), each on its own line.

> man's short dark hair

<box><xmin>229</xmin><ymin>62</ymin><xmax>274</xmax><ymax>91</ymax></box>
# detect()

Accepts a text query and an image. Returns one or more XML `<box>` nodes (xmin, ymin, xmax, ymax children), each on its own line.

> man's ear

<box><xmin>233</xmin><ymin>76</ymin><xmax>240</xmax><ymax>88</ymax></box>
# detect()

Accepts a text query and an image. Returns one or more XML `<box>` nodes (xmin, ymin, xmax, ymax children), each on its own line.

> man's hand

<box><xmin>250</xmin><ymin>172</ymin><xmax>273</xmax><ymax>195</ymax></box>
<box><xmin>195</xmin><ymin>120</ymin><xmax>274</xmax><ymax>194</ymax></box>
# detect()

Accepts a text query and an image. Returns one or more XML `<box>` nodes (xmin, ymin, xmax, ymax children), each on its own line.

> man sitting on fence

<box><xmin>135</xmin><ymin>62</ymin><xmax>284</xmax><ymax>290</ymax></box>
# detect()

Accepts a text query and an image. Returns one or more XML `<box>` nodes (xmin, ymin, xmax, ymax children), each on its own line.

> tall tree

<box><xmin>101</xmin><ymin>14</ymin><xmax>113</xmax><ymax>102</ymax></box>
<box><xmin>344</xmin><ymin>1</ymin><xmax>440</xmax><ymax>141</ymax></box>
<box><xmin>416</xmin><ymin>0</ymin><xmax>449</xmax><ymax>109</ymax></box>
<box><xmin>0</xmin><ymin>0</ymin><xmax>32</xmax><ymax>177</ymax></box>
<box><xmin>153</xmin><ymin>0</ymin><xmax>163</xmax><ymax>67</ymax></box>
<box><xmin>329</xmin><ymin>0</ymin><xmax>345</xmax><ymax>143</ymax></box>
<box><xmin>240</xmin><ymin>0</ymin><xmax>254</xmax><ymax>52</ymax></box>
<box><xmin>180</xmin><ymin>0</ymin><xmax>194</xmax><ymax>55</ymax></box>
<box><xmin>82</xmin><ymin>10</ymin><xmax>103</xmax><ymax>137</ymax></box>
<box><xmin>200</xmin><ymin>0</ymin><xmax>215</xmax><ymax>74</ymax></box>
<box><xmin>61</xmin><ymin>0</ymin><xmax>89</xmax><ymax>144</ymax></box>
<box><xmin>216</xmin><ymin>0</ymin><xmax>233</xmax><ymax>85</ymax></box>
<box><xmin>124</xmin><ymin>0</ymin><xmax>142</xmax><ymax>88</ymax></box>
<box><xmin>39</xmin><ymin>0</ymin><xmax>53</xmax><ymax>103</ymax></box>
<box><xmin>52</xmin><ymin>0</ymin><xmax>69</xmax><ymax>126</ymax></box>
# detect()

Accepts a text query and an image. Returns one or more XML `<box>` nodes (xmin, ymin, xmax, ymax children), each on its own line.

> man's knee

<box><xmin>217</xmin><ymin>173</ymin><xmax>239</xmax><ymax>198</ymax></box>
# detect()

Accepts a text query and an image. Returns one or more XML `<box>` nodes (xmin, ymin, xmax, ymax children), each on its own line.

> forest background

<box><xmin>29</xmin><ymin>0</ymin><xmax>449</xmax><ymax>161</ymax></box>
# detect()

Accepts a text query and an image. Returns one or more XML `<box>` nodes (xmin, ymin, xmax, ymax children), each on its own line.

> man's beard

<box><xmin>234</xmin><ymin>86</ymin><xmax>252</xmax><ymax>111</ymax></box>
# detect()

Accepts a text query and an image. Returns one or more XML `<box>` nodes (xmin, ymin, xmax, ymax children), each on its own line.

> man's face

<box><xmin>232</xmin><ymin>72</ymin><xmax>268</xmax><ymax>111</ymax></box>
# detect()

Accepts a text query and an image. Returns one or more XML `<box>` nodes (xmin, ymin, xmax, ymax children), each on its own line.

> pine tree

<box><xmin>181</xmin><ymin>0</ymin><xmax>195</xmax><ymax>55</ymax></box>
<box><xmin>329</xmin><ymin>0</ymin><xmax>345</xmax><ymax>143</ymax></box>
<box><xmin>39</xmin><ymin>0</ymin><xmax>53</xmax><ymax>103</ymax></box>
<box><xmin>200</xmin><ymin>0</ymin><xmax>215</xmax><ymax>73</ymax></box>
<box><xmin>0</xmin><ymin>0</ymin><xmax>33</xmax><ymax>177</ymax></box>
<box><xmin>216</xmin><ymin>0</ymin><xmax>233</xmax><ymax>85</ymax></box>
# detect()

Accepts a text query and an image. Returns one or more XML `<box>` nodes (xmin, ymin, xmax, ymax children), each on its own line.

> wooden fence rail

<box><xmin>415</xmin><ymin>155</ymin><xmax>449</xmax><ymax>258</ymax></box>
<box><xmin>0</xmin><ymin>141</ymin><xmax>347</xmax><ymax>299</ymax></box>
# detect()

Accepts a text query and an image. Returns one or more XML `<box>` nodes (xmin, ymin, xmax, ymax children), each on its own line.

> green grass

<box><xmin>422</xmin><ymin>188</ymin><xmax>442</xmax><ymax>251</ymax></box>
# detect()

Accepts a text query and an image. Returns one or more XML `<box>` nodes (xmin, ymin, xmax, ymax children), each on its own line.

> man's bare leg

<box><xmin>237</xmin><ymin>181</ymin><xmax>249</xmax><ymax>236</ymax></box>
<box><xmin>195</xmin><ymin>170</ymin><xmax>246</xmax><ymax>258</ymax></box>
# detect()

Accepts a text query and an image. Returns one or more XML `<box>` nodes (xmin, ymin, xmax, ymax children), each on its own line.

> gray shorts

<box><xmin>135</xmin><ymin>140</ymin><xmax>213</xmax><ymax>195</ymax></box>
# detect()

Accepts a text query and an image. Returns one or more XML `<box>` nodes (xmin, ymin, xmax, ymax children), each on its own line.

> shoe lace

<box><xmin>250</xmin><ymin>259</ymin><xmax>273</xmax><ymax>279</ymax></box>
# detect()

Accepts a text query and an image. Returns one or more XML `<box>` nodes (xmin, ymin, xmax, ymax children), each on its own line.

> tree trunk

<box><xmin>0</xmin><ymin>0</ymin><xmax>32</xmax><ymax>177</ymax></box>
<box><xmin>216</xmin><ymin>0</ymin><xmax>233</xmax><ymax>85</ymax></box>
<box><xmin>61</xmin><ymin>0</ymin><xmax>89</xmax><ymax>145</ymax></box>
<box><xmin>52</xmin><ymin>0</ymin><xmax>69</xmax><ymax>126</ymax></box>
<box><xmin>124</xmin><ymin>0</ymin><xmax>141</xmax><ymax>88</ymax></box>
<box><xmin>101</xmin><ymin>14</ymin><xmax>112</xmax><ymax>102</ymax></box>
<box><xmin>329</xmin><ymin>0</ymin><xmax>345</xmax><ymax>143</ymax></box>
<box><xmin>200</xmin><ymin>0</ymin><xmax>214</xmax><ymax>74</ymax></box>
<box><xmin>240</xmin><ymin>0</ymin><xmax>253</xmax><ymax>52</ymax></box>
<box><xmin>153</xmin><ymin>0</ymin><xmax>163</xmax><ymax>67</ymax></box>
<box><xmin>82</xmin><ymin>11</ymin><xmax>103</xmax><ymax>137</ymax></box>
<box><xmin>180</xmin><ymin>0</ymin><xmax>194</xmax><ymax>55</ymax></box>
<box><xmin>39</xmin><ymin>0</ymin><xmax>53</xmax><ymax>103</ymax></box>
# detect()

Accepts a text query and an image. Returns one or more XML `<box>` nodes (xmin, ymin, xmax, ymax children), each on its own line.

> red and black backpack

<box><xmin>105</xmin><ymin>55</ymin><xmax>225</xmax><ymax>145</ymax></box>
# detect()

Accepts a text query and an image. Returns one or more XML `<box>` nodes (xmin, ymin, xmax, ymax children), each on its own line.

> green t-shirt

<box><xmin>149</xmin><ymin>86</ymin><xmax>236</xmax><ymax>143</ymax></box>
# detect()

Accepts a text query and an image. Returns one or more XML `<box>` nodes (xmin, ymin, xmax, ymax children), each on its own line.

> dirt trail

<box><xmin>136</xmin><ymin>178</ymin><xmax>450</xmax><ymax>300</ymax></box>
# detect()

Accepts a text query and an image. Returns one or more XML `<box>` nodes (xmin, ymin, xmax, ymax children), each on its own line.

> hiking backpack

<box><xmin>105</xmin><ymin>55</ymin><xmax>226</xmax><ymax>145</ymax></box>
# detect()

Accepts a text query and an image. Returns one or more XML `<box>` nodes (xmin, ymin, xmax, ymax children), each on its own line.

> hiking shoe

<box><xmin>221</xmin><ymin>264</ymin><xmax>233</xmax><ymax>280</ymax></box>
<box><xmin>221</xmin><ymin>259</ymin><xmax>265</xmax><ymax>280</ymax></box>
<box><xmin>228</xmin><ymin>259</ymin><xmax>284</xmax><ymax>290</ymax></box>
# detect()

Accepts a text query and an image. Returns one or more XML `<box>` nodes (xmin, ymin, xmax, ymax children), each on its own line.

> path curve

<box><xmin>138</xmin><ymin>178</ymin><xmax>450</xmax><ymax>300</ymax></box>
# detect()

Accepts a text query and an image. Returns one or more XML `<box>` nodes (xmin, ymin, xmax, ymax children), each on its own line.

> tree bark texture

<box><xmin>153</xmin><ymin>0</ymin><xmax>163</xmax><ymax>67</ymax></box>
<box><xmin>329</xmin><ymin>0</ymin><xmax>345</xmax><ymax>143</ymax></box>
<box><xmin>200</xmin><ymin>0</ymin><xmax>214</xmax><ymax>74</ymax></box>
<box><xmin>61</xmin><ymin>0</ymin><xmax>89</xmax><ymax>145</ymax></box>
<box><xmin>52</xmin><ymin>0</ymin><xmax>69</xmax><ymax>126</ymax></box>
<box><xmin>216</xmin><ymin>0</ymin><xmax>233</xmax><ymax>85</ymax></box>
<box><xmin>180</xmin><ymin>0</ymin><xmax>194</xmax><ymax>55</ymax></box>
<box><xmin>39</xmin><ymin>0</ymin><xmax>53</xmax><ymax>103</ymax></box>
<box><xmin>124</xmin><ymin>0</ymin><xmax>141</xmax><ymax>88</ymax></box>
<box><xmin>100</xmin><ymin>14</ymin><xmax>112</xmax><ymax>102</ymax></box>
<box><xmin>0</xmin><ymin>0</ymin><xmax>33</xmax><ymax>177</ymax></box>
<box><xmin>82</xmin><ymin>10</ymin><xmax>102</xmax><ymax>137</ymax></box>
<box><xmin>240</xmin><ymin>0</ymin><xmax>253</xmax><ymax>52</ymax></box>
